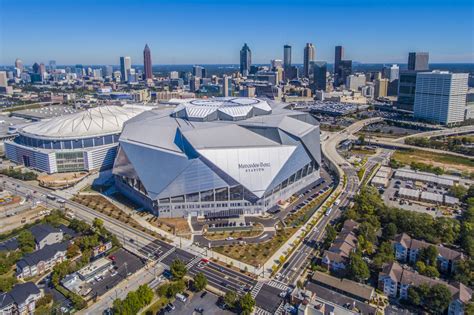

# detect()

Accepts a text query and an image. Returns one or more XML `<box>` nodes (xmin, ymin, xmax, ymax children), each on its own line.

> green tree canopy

<box><xmin>238</xmin><ymin>292</ymin><xmax>256</xmax><ymax>315</ymax></box>
<box><xmin>193</xmin><ymin>272</ymin><xmax>207</xmax><ymax>292</ymax></box>
<box><xmin>170</xmin><ymin>259</ymin><xmax>187</xmax><ymax>280</ymax></box>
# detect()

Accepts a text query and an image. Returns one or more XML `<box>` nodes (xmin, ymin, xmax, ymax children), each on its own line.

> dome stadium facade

<box><xmin>113</xmin><ymin>97</ymin><xmax>322</xmax><ymax>218</ymax></box>
<box><xmin>5</xmin><ymin>106</ymin><xmax>147</xmax><ymax>174</ymax></box>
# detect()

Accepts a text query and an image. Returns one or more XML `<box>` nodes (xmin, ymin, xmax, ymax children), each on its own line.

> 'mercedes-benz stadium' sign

<box><xmin>238</xmin><ymin>162</ymin><xmax>271</xmax><ymax>173</ymax></box>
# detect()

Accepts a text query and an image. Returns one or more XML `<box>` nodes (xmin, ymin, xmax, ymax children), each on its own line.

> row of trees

<box><xmin>113</xmin><ymin>284</ymin><xmax>154</xmax><ymax>315</ymax></box>
<box><xmin>0</xmin><ymin>168</ymin><xmax>37</xmax><ymax>180</ymax></box>
<box><xmin>405</xmin><ymin>136</ymin><xmax>474</xmax><ymax>157</ymax></box>
<box><xmin>406</xmin><ymin>283</ymin><xmax>452</xmax><ymax>315</ymax></box>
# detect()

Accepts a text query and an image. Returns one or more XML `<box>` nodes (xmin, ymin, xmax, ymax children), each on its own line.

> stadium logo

<box><xmin>238</xmin><ymin>162</ymin><xmax>271</xmax><ymax>173</ymax></box>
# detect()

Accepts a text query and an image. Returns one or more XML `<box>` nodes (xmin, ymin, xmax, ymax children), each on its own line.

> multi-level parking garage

<box><xmin>113</xmin><ymin>97</ymin><xmax>322</xmax><ymax>217</ymax></box>
<box><xmin>5</xmin><ymin>105</ymin><xmax>147</xmax><ymax>173</ymax></box>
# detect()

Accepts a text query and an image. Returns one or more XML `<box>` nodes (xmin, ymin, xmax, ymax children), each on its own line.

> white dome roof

<box><xmin>20</xmin><ymin>105</ymin><xmax>148</xmax><ymax>139</ymax></box>
<box><xmin>173</xmin><ymin>97</ymin><xmax>272</xmax><ymax>121</ymax></box>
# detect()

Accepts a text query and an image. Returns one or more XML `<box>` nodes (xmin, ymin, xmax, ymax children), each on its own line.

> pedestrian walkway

<box><xmin>250</xmin><ymin>281</ymin><xmax>264</xmax><ymax>299</ymax></box>
<box><xmin>267</xmin><ymin>280</ymin><xmax>290</xmax><ymax>291</ymax></box>
<box><xmin>185</xmin><ymin>256</ymin><xmax>201</xmax><ymax>269</ymax></box>
<box><xmin>254</xmin><ymin>306</ymin><xmax>273</xmax><ymax>315</ymax></box>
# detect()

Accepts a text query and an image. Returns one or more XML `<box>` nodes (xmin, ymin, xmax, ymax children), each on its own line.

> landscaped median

<box><xmin>203</xmin><ymin>223</ymin><xmax>264</xmax><ymax>241</ymax></box>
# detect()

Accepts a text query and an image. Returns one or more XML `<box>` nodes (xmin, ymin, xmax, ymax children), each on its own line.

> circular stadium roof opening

<box><xmin>172</xmin><ymin>97</ymin><xmax>272</xmax><ymax>122</ymax></box>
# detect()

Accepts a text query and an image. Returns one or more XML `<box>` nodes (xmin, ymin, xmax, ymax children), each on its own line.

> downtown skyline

<box><xmin>1</xmin><ymin>0</ymin><xmax>473</xmax><ymax>65</ymax></box>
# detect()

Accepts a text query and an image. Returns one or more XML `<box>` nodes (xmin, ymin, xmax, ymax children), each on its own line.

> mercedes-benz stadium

<box><xmin>113</xmin><ymin>97</ymin><xmax>322</xmax><ymax>218</ymax></box>
<box><xmin>5</xmin><ymin>105</ymin><xmax>148</xmax><ymax>174</ymax></box>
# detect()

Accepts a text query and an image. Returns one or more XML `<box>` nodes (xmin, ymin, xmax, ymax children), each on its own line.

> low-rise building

<box><xmin>393</xmin><ymin>233</ymin><xmax>463</xmax><ymax>273</ymax></box>
<box><xmin>29</xmin><ymin>223</ymin><xmax>64</xmax><ymax>250</ymax></box>
<box><xmin>77</xmin><ymin>257</ymin><xmax>113</xmax><ymax>282</ymax></box>
<box><xmin>311</xmin><ymin>271</ymin><xmax>375</xmax><ymax>303</ymax></box>
<box><xmin>0</xmin><ymin>282</ymin><xmax>42</xmax><ymax>315</ymax></box>
<box><xmin>321</xmin><ymin>220</ymin><xmax>358</xmax><ymax>271</ymax></box>
<box><xmin>379</xmin><ymin>262</ymin><xmax>472</xmax><ymax>315</ymax></box>
<box><xmin>16</xmin><ymin>241</ymin><xmax>68</xmax><ymax>279</ymax></box>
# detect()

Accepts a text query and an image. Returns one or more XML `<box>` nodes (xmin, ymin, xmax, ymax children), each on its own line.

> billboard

<box><xmin>93</xmin><ymin>241</ymin><xmax>112</xmax><ymax>258</ymax></box>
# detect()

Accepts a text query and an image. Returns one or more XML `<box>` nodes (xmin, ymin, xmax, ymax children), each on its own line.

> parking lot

<box><xmin>382</xmin><ymin>176</ymin><xmax>458</xmax><ymax>217</ymax></box>
<box><xmin>89</xmin><ymin>249</ymin><xmax>145</xmax><ymax>297</ymax></box>
<box><xmin>167</xmin><ymin>291</ymin><xmax>233</xmax><ymax>315</ymax></box>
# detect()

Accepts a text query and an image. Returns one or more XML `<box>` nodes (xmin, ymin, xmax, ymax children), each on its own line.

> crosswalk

<box><xmin>185</xmin><ymin>256</ymin><xmax>201</xmax><ymax>269</ymax></box>
<box><xmin>267</xmin><ymin>280</ymin><xmax>290</xmax><ymax>291</ymax></box>
<box><xmin>254</xmin><ymin>306</ymin><xmax>273</xmax><ymax>315</ymax></box>
<box><xmin>275</xmin><ymin>301</ymin><xmax>285</xmax><ymax>315</ymax></box>
<box><xmin>157</xmin><ymin>247</ymin><xmax>175</xmax><ymax>264</ymax></box>
<box><xmin>250</xmin><ymin>281</ymin><xmax>264</xmax><ymax>299</ymax></box>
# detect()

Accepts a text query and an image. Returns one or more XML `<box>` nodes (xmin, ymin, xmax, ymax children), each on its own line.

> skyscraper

<box><xmin>312</xmin><ymin>61</ymin><xmax>327</xmax><ymax>91</ymax></box>
<box><xmin>303</xmin><ymin>43</ymin><xmax>315</xmax><ymax>78</ymax></box>
<box><xmin>49</xmin><ymin>60</ymin><xmax>57</xmax><ymax>71</ymax></box>
<box><xmin>383</xmin><ymin>64</ymin><xmax>400</xmax><ymax>96</ymax></box>
<box><xmin>334</xmin><ymin>46</ymin><xmax>343</xmax><ymax>75</ymax></box>
<box><xmin>0</xmin><ymin>71</ymin><xmax>7</xmax><ymax>88</ymax></box>
<box><xmin>222</xmin><ymin>75</ymin><xmax>232</xmax><ymax>97</ymax></box>
<box><xmin>14</xmin><ymin>59</ymin><xmax>23</xmax><ymax>71</ymax></box>
<box><xmin>283</xmin><ymin>45</ymin><xmax>292</xmax><ymax>67</ymax></box>
<box><xmin>408</xmin><ymin>52</ymin><xmax>429</xmax><ymax>71</ymax></box>
<box><xmin>192</xmin><ymin>65</ymin><xmax>205</xmax><ymax>78</ymax></box>
<box><xmin>240</xmin><ymin>43</ymin><xmax>251</xmax><ymax>76</ymax></box>
<box><xmin>414</xmin><ymin>71</ymin><xmax>467</xmax><ymax>125</ymax></box>
<box><xmin>375</xmin><ymin>78</ymin><xmax>389</xmax><ymax>98</ymax></box>
<box><xmin>120</xmin><ymin>56</ymin><xmax>131</xmax><ymax>82</ymax></box>
<box><xmin>32</xmin><ymin>63</ymin><xmax>40</xmax><ymax>74</ymax></box>
<box><xmin>143</xmin><ymin>44</ymin><xmax>153</xmax><ymax>80</ymax></box>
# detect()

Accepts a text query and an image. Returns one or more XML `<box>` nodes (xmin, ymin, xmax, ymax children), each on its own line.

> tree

<box><xmin>419</xmin><ymin>245</ymin><xmax>439</xmax><ymax>267</ymax></box>
<box><xmin>18</xmin><ymin>230</ymin><xmax>35</xmax><ymax>253</ymax></box>
<box><xmin>238</xmin><ymin>292</ymin><xmax>256</xmax><ymax>315</ymax></box>
<box><xmin>372</xmin><ymin>241</ymin><xmax>394</xmax><ymax>268</ymax></box>
<box><xmin>449</xmin><ymin>185</ymin><xmax>468</xmax><ymax>200</ymax></box>
<box><xmin>0</xmin><ymin>276</ymin><xmax>17</xmax><ymax>292</ymax></box>
<box><xmin>67</xmin><ymin>243</ymin><xmax>80</xmax><ymax>259</ymax></box>
<box><xmin>407</xmin><ymin>286</ymin><xmax>421</xmax><ymax>306</ymax></box>
<box><xmin>224</xmin><ymin>290</ymin><xmax>238</xmax><ymax>309</ymax></box>
<box><xmin>347</xmin><ymin>252</ymin><xmax>370</xmax><ymax>282</ymax></box>
<box><xmin>92</xmin><ymin>218</ymin><xmax>104</xmax><ymax>231</ymax></box>
<box><xmin>358</xmin><ymin>134</ymin><xmax>366</xmax><ymax>145</ymax></box>
<box><xmin>170</xmin><ymin>259</ymin><xmax>187</xmax><ymax>280</ymax></box>
<box><xmin>322</xmin><ymin>225</ymin><xmax>337</xmax><ymax>249</ymax></box>
<box><xmin>136</xmin><ymin>285</ymin><xmax>154</xmax><ymax>305</ymax></box>
<box><xmin>425</xmin><ymin>284</ymin><xmax>452</xmax><ymax>315</ymax></box>
<box><xmin>383</xmin><ymin>223</ymin><xmax>397</xmax><ymax>240</ymax></box>
<box><xmin>193</xmin><ymin>272</ymin><xmax>207</xmax><ymax>292</ymax></box>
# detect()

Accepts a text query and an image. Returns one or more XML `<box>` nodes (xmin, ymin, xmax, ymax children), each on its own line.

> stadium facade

<box><xmin>113</xmin><ymin>97</ymin><xmax>322</xmax><ymax>218</ymax></box>
<box><xmin>5</xmin><ymin>106</ymin><xmax>147</xmax><ymax>174</ymax></box>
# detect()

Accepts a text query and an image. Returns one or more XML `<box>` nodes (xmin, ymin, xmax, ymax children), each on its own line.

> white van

<box><xmin>176</xmin><ymin>293</ymin><xmax>187</xmax><ymax>302</ymax></box>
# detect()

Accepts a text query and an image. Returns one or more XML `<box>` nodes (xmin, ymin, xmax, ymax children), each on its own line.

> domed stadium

<box><xmin>5</xmin><ymin>105</ymin><xmax>148</xmax><ymax>173</ymax></box>
<box><xmin>113</xmin><ymin>97</ymin><xmax>322</xmax><ymax>218</ymax></box>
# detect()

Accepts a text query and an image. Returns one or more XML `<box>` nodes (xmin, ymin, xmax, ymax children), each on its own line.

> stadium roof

<box><xmin>173</xmin><ymin>97</ymin><xmax>272</xmax><ymax>121</ymax></box>
<box><xmin>20</xmin><ymin>105</ymin><xmax>149</xmax><ymax>140</ymax></box>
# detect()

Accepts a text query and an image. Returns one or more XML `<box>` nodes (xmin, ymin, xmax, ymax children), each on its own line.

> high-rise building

<box><xmin>193</xmin><ymin>65</ymin><xmax>205</xmax><ymax>78</ymax></box>
<box><xmin>143</xmin><ymin>44</ymin><xmax>153</xmax><ymax>80</ymax></box>
<box><xmin>0</xmin><ymin>71</ymin><xmax>8</xmax><ymax>87</ymax></box>
<box><xmin>120</xmin><ymin>56</ymin><xmax>132</xmax><ymax>82</ymax></box>
<box><xmin>346</xmin><ymin>73</ymin><xmax>366</xmax><ymax>91</ymax></box>
<box><xmin>334</xmin><ymin>46</ymin><xmax>343</xmax><ymax>74</ymax></box>
<box><xmin>303</xmin><ymin>43</ymin><xmax>315</xmax><ymax>78</ymax></box>
<box><xmin>283</xmin><ymin>45</ymin><xmax>292</xmax><ymax>68</ymax></box>
<box><xmin>169</xmin><ymin>71</ymin><xmax>179</xmax><ymax>79</ymax></box>
<box><xmin>375</xmin><ymin>78</ymin><xmax>389</xmax><ymax>98</ymax></box>
<box><xmin>32</xmin><ymin>62</ymin><xmax>40</xmax><ymax>74</ymax></box>
<box><xmin>397</xmin><ymin>71</ymin><xmax>417</xmax><ymax>111</ymax></box>
<box><xmin>271</xmin><ymin>59</ymin><xmax>283</xmax><ymax>70</ymax></box>
<box><xmin>104</xmin><ymin>65</ymin><xmax>113</xmax><ymax>77</ymax></box>
<box><xmin>383</xmin><ymin>64</ymin><xmax>400</xmax><ymax>96</ymax></box>
<box><xmin>414</xmin><ymin>71</ymin><xmax>468</xmax><ymax>125</ymax></box>
<box><xmin>312</xmin><ymin>61</ymin><xmax>327</xmax><ymax>91</ymax></box>
<box><xmin>39</xmin><ymin>63</ymin><xmax>46</xmax><ymax>75</ymax></box>
<box><xmin>15</xmin><ymin>59</ymin><xmax>23</xmax><ymax>72</ymax></box>
<box><xmin>222</xmin><ymin>75</ymin><xmax>232</xmax><ymax>97</ymax></box>
<box><xmin>334</xmin><ymin>46</ymin><xmax>351</xmax><ymax>87</ymax></box>
<box><xmin>190</xmin><ymin>76</ymin><xmax>201</xmax><ymax>92</ymax></box>
<box><xmin>49</xmin><ymin>60</ymin><xmax>57</xmax><ymax>71</ymax></box>
<box><xmin>93</xmin><ymin>68</ymin><xmax>102</xmax><ymax>79</ymax></box>
<box><xmin>408</xmin><ymin>52</ymin><xmax>429</xmax><ymax>71</ymax></box>
<box><xmin>240</xmin><ymin>43</ymin><xmax>252</xmax><ymax>76</ymax></box>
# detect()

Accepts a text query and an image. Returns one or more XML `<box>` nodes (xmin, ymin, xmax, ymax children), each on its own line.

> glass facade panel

<box><xmin>185</xmin><ymin>192</ymin><xmax>200</xmax><ymax>202</ymax></box>
<box><xmin>171</xmin><ymin>195</ymin><xmax>185</xmax><ymax>203</ymax></box>
<box><xmin>200</xmin><ymin>189</ymin><xmax>214</xmax><ymax>202</ymax></box>
<box><xmin>215</xmin><ymin>187</ymin><xmax>229</xmax><ymax>201</ymax></box>
<box><xmin>230</xmin><ymin>185</ymin><xmax>243</xmax><ymax>200</ymax></box>
<box><xmin>55</xmin><ymin>151</ymin><xmax>85</xmax><ymax>172</ymax></box>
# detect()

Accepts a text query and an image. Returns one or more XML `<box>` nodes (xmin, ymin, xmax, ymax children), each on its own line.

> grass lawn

<box><xmin>392</xmin><ymin>149</ymin><xmax>474</xmax><ymax>173</ymax></box>
<box><xmin>203</xmin><ymin>224</ymin><xmax>264</xmax><ymax>241</ymax></box>
<box><xmin>213</xmin><ymin>227</ymin><xmax>298</xmax><ymax>267</ymax></box>
<box><xmin>350</xmin><ymin>147</ymin><xmax>377</xmax><ymax>156</ymax></box>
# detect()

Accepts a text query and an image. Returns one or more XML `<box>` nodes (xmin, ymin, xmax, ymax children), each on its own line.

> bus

<box><xmin>325</xmin><ymin>207</ymin><xmax>333</xmax><ymax>216</ymax></box>
<box><xmin>46</xmin><ymin>194</ymin><xmax>56</xmax><ymax>201</ymax></box>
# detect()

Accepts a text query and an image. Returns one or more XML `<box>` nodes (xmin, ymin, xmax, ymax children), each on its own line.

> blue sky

<box><xmin>0</xmin><ymin>0</ymin><xmax>473</xmax><ymax>65</ymax></box>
